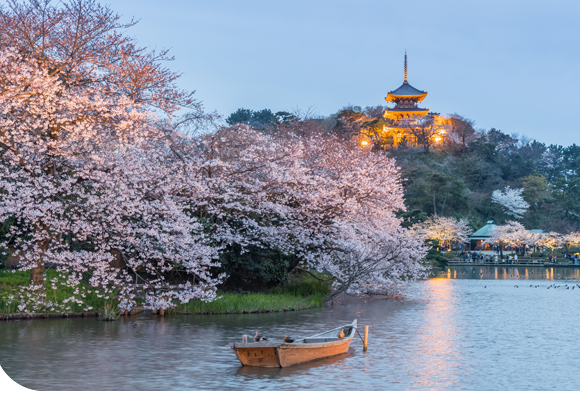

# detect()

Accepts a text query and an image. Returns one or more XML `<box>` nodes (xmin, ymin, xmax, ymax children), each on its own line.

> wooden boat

<box><xmin>230</xmin><ymin>319</ymin><xmax>357</xmax><ymax>368</ymax></box>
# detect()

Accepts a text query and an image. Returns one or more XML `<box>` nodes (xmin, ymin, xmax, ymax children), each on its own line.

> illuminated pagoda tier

<box><xmin>383</xmin><ymin>50</ymin><xmax>429</xmax><ymax>121</ymax></box>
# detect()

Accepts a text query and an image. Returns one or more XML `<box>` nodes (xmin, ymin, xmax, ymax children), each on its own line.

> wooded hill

<box><xmin>227</xmin><ymin>107</ymin><xmax>580</xmax><ymax>233</ymax></box>
<box><xmin>392</xmin><ymin>129</ymin><xmax>580</xmax><ymax>233</ymax></box>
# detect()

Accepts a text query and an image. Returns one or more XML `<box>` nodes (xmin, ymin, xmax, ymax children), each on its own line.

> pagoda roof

<box><xmin>386</xmin><ymin>107</ymin><xmax>429</xmax><ymax>112</ymax></box>
<box><xmin>388</xmin><ymin>82</ymin><xmax>426</xmax><ymax>96</ymax></box>
<box><xmin>386</xmin><ymin>82</ymin><xmax>428</xmax><ymax>103</ymax></box>
<box><xmin>384</xmin><ymin>108</ymin><xmax>429</xmax><ymax>119</ymax></box>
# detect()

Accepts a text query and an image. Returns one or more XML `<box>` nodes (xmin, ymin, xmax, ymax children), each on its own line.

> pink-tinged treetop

<box><xmin>0</xmin><ymin>0</ymin><xmax>204</xmax><ymax>116</ymax></box>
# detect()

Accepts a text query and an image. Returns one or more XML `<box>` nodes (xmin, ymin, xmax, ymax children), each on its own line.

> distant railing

<box><xmin>447</xmin><ymin>259</ymin><xmax>578</xmax><ymax>267</ymax></box>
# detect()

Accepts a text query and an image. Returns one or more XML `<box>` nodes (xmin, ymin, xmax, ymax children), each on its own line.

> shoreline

<box><xmin>1</xmin><ymin>312</ymin><xmax>100</xmax><ymax>321</ymax></box>
<box><xmin>0</xmin><ymin>293</ymin><xmax>394</xmax><ymax>321</ymax></box>
<box><xmin>0</xmin><ymin>270</ymin><xmax>331</xmax><ymax>321</ymax></box>
<box><xmin>0</xmin><ymin>306</ymin><xmax>321</xmax><ymax>322</ymax></box>
<box><xmin>0</xmin><ymin>299</ymin><xmax>324</xmax><ymax>322</ymax></box>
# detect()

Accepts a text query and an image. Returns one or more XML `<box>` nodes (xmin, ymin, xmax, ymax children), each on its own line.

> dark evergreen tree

<box><xmin>226</xmin><ymin>108</ymin><xmax>253</xmax><ymax>125</ymax></box>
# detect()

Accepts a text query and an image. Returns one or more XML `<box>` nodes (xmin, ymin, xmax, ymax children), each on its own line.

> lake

<box><xmin>2</xmin><ymin>269</ymin><xmax>580</xmax><ymax>390</ymax></box>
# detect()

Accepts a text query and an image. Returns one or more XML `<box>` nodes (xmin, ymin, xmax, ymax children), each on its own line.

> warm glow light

<box><xmin>360</xmin><ymin>139</ymin><xmax>369</xmax><ymax>147</ymax></box>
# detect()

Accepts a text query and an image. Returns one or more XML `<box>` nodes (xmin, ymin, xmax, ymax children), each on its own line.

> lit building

<box><xmin>383</xmin><ymin>50</ymin><xmax>429</xmax><ymax>121</ymax></box>
<box><xmin>469</xmin><ymin>221</ymin><xmax>497</xmax><ymax>250</ymax></box>
<box><xmin>363</xmin><ymin>51</ymin><xmax>447</xmax><ymax>148</ymax></box>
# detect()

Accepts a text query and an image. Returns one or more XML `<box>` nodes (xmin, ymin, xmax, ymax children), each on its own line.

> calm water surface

<box><xmin>2</xmin><ymin>270</ymin><xmax>580</xmax><ymax>391</ymax></box>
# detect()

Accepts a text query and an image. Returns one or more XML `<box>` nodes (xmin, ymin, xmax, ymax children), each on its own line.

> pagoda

<box><xmin>383</xmin><ymin>50</ymin><xmax>429</xmax><ymax>121</ymax></box>
<box><xmin>360</xmin><ymin>51</ymin><xmax>445</xmax><ymax>148</ymax></box>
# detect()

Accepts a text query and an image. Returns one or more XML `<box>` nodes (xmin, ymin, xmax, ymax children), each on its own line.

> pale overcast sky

<box><xmin>66</xmin><ymin>1</ymin><xmax>580</xmax><ymax>145</ymax></box>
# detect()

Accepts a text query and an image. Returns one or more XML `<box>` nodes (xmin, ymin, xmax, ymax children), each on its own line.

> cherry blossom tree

<box><xmin>491</xmin><ymin>186</ymin><xmax>530</xmax><ymax>219</ymax></box>
<box><xmin>486</xmin><ymin>221</ymin><xmax>529</xmax><ymax>258</ymax></box>
<box><xmin>0</xmin><ymin>0</ymin><xmax>208</xmax><ymax>118</ymax></box>
<box><xmin>0</xmin><ymin>0</ymin><xmax>225</xmax><ymax>314</ymax></box>
<box><xmin>563</xmin><ymin>232</ymin><xmax>580</xmax><ymax>254</ymax></box>
<box><xmin>538</xmin><ymin>232</ymin><xmax>564</xmax><ymax>257</ymax></box>
<box><xmin>413</xmin><ymin>216</ymin><xmax>473</xmax><ymax>247</ymax></box>
<box><xmin>183</xmin><ymin>125</ymin><xmax>429</xmax><ymax>299</ymax></box>
<box><xmin>321</xmin><ymin>221</ymin><xmax>427</xmax><ymax>300</ymax></box>
<box><xmin>0</xmin><ymin>48</ymin><xmax>223</xmax><ymax>313</ymax></box>
<box><xmin>517</xmin><ymin>229</ymin><xmax>543</xmax><ymax>255</ymax></box>
<box><xmin>522</xmin><ymin>231</ymin><xmax>543</xmax><ymax>254</ymax></box>
<box><xmin>0</xmin><ymin>0</ymin><xmax>221</xmax><ymax>314</ymax></box>
<box><xmin>294</xmin><ymin>134</ymin><xmax>428</xmax><ymax>298</ymax></box>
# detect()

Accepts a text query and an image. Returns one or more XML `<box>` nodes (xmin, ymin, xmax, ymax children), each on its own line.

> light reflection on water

<box><xmin>435</xmin><ymin>265</ymin><xmax>580</xmax><ymax>281</ymax></box>
<box><xmin>1</xmin><ymin>277</ymin><xmax>580</xmax><ymax>391</ymax></box>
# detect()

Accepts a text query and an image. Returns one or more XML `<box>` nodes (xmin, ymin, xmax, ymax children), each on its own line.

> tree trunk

<box><xmin>499</xmin><ymin>241</ymin><xmax>504</xmax><ymax>259</ymax></box>
<box><xmin>286</xmin><ymin>255</ymin><xmax>302</xmax><ymax>274</ymax></box>
<box><xmin>440</xmin><ymin>192</ymin><xmax>448</xmax><ymax>216</ymax></box>
<box><xmin>30</xmin><ymin>258</ymin><xmax>45</xmax><ymax>286</ymax></box>
<box><xmin>29</xmin><ymin>224</ymin><xmax>50</xmax><ymax>288</ymax></box>
<box><xmin>324</xmin><ymin>286</ymin><xmax>349</xmax><ymax>303</ymax></box>
<box><xmin>432</xmin><ymin>190</ymin><xmax>437</xmax><ymax>216</ymax></box>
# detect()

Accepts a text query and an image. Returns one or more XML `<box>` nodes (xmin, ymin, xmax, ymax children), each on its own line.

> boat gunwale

<box><xmin>230</xmin><ymin>319</ymin><xmax>357</xmax><ymax>350</ymax></box>
<box><xmin>305</xmin><ymin>320</ymin><xmax>357</xmax><ymax>339</ymax></box>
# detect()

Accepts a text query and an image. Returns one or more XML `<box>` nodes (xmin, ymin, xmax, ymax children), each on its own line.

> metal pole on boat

<box><xmin>363</xmin><ymin>326</ymin><xmax>369</xmax><ymax>351</ymax></box>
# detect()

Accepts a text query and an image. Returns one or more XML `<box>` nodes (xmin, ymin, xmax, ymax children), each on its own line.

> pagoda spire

<box><xmin>385</xmin><ymin>50</ymin><xmax>428</xmax><ymax>119</ymax></box>
<box><xmin>404</xmin><ymin>50</ymin><xmax>408</xmax><ymax>84</ymax></box>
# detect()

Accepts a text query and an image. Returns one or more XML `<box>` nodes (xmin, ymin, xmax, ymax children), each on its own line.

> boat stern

<box><xmin>231</xmin><ymin>342</ymin><xmax>281</xmax><ymax>367</ymax></box>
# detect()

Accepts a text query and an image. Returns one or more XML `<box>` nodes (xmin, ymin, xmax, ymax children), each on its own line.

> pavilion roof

<box><xmin>470</xmin><ymin>221</ymin><xmax>497</xmax><ymax>240</ymax></box>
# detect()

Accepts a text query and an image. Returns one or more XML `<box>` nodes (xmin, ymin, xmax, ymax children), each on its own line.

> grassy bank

<box><xmin>175</xmin><ymin>277</ymin><xmax>331</xmax><ymax>314</ymax></box>
<box><xmin>0</xmin><ymin>269</ymin><xmax>110</xmax><ymax>315</ymax></box>
<box><xmin>174</xmin><ymin>292</ymin><xmax>324</xmax><ymax>314</ymax></box>
<box><xmin>1</xmin><ymin>269</ymin><xmax>331</xmax><ymax>316</ymax></box>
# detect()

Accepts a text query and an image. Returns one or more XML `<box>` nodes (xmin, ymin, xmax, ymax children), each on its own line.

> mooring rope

<box><xmin>354</xmin><ymin>327</ymin><xmax>365</xmax><ymax>344</ymax></box>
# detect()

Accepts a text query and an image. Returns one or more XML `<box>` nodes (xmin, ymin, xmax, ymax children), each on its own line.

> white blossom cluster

<box><xmin>413</xmin><ymin>216</ymin><xmax>473</xmax><ymax>245</ymax></box>
<box><xmin>491</xmin><ymin>186</ymin><xmax>530</xmax><ymax>219</ymax></box>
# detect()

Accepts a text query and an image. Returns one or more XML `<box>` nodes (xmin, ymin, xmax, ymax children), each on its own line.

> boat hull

<box><xmin>231</xmin><ymin>335</ymin><xmax>355</xmax><ymax>368</ymax></box>
<box><xmin>277</xmin><ymin>336</ymin><xmax>353</xmax><ymax>367</ymax></box>
<box><xmin>231</xmin><ymin>319</ymin><xmax>358</xmax><ymax>368</ymax></box>
<box><xmin>232</xmin><ymin>343</ymin><xmax>281</xmax><ymax>368</ymax></box>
